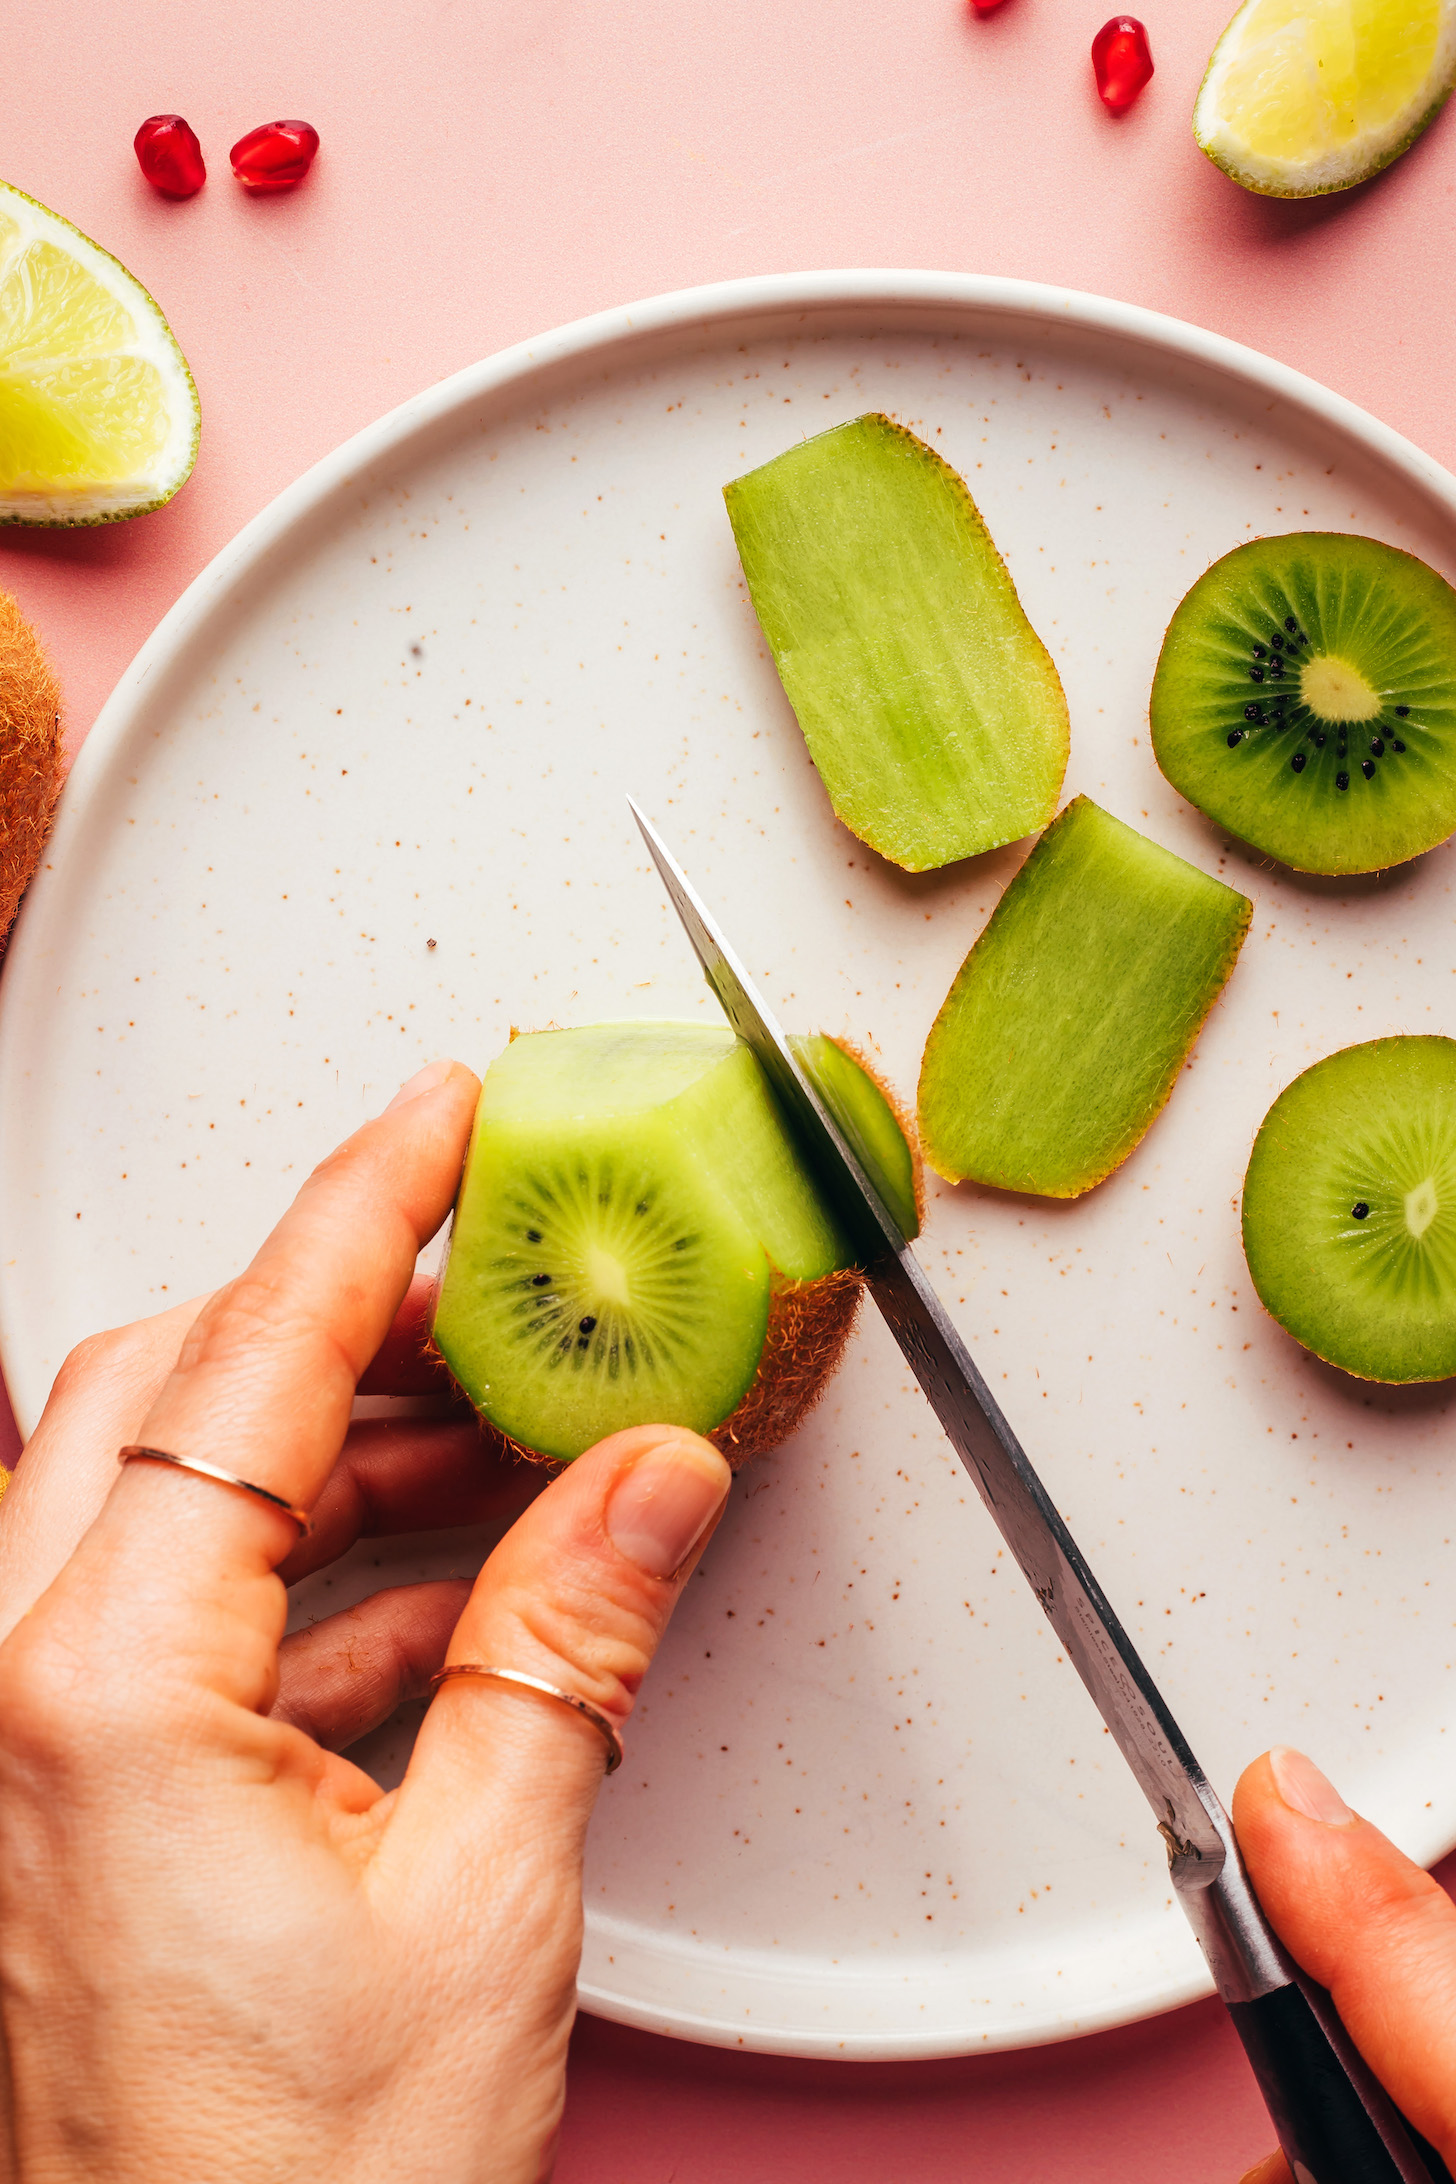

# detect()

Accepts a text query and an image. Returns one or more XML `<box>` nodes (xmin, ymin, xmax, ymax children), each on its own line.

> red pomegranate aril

<box><xmin>1092</xmin><ymin>16</ymin><xmax>1154</xmax><ymax>110</ymax></box>
<box><xmin>229</xmin><ymin>120</ymin><xmax>320</xmax><ymax>191</ymax></box>
<box><xmin>134</xmin><ymin>114</ymin><xmax>206</xmax><ymax>199</ymax></box>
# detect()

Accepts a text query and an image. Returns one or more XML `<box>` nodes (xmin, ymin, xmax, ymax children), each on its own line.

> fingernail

<box><xmin>607</xmin><ymin>1438</ymin><xmax>731</xmax><ymax>1578</ymax></box>
<box><xmin>384</xmin><ymin>1058</ymin><xmax>454</xmax><ymax>1113</ymax></box>
<box><xmin>1270</xmin><ymin>1745</ymin><xmax>1356</xmax><ymax>1827</ymax></box>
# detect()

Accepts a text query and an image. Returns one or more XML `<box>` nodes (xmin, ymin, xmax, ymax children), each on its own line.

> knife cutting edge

<box><xmin>629</xmin><ymin>795</ymin><xmax>1452</xmax><ymax>2184</ymax></box>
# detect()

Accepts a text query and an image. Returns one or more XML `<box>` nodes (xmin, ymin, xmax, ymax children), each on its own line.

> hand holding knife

<box><xmin>631</xmin><ymin>797</ymin><xmax>1452</xmax><ymax>2184</ymax></box>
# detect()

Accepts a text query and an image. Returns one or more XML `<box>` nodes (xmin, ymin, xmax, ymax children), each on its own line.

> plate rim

<box><xmin>6</xmin><ymin>268</ymin><xmax>1456</xmax><ymax>2059</ymax></box>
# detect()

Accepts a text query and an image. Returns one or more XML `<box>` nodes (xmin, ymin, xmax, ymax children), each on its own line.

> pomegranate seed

<box><xmin>229</xmin><ymin>120</ymin><xmax>320</xmax><ymax>192</ymax></box>
<box><xmin>133</xmin><ymin>114</ymin><xmax>206</xmax><ymax>199</ymax></box>
<box><xmin>1092</xmin><ymin>16</ymin><xmax>1154</xmax><ymax>111</ymax></box>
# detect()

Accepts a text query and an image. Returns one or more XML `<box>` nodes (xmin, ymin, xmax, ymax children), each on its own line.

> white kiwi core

<box><xmin>1405</xmin><ymin>1177</ymin><xmax>1440</xmax><ymax>1240</ymax></box>
<box><xmin>584</xmin><ymin>1244</ymin><xmax>634</xmax><ymax>1306</ymax></box>
<box><xmin>1300</xmin><ymin>654</ymin><xmax>1382</xmax><ymax>723</ymax></box>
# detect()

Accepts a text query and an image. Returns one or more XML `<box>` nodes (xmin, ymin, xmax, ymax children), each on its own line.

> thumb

<box><xmin>1233</xmin><ymin>1747</ymin><xmax>1456</xmax><ymax>2171</ymax></box>
<box><xmin>380</xmin><ymin>1424</ymin><xmax>731</xmax><ymax>1884</ymax></box>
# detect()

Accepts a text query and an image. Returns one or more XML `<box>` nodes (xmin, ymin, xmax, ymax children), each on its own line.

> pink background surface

<box><xmin>6</xmin><ymin>0</ymin><xmax>1456</xmax><ymax>2173</ymax></box>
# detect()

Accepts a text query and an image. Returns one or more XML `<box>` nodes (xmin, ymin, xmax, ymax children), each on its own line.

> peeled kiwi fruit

<box><xmin>789</xmin><ymin>1030</ymin><xmax>923</xmax><ymax>1240</ymax></box>
<box><xmin>1243</xmin><ymin>1037</ymin><xmax>1456</xmax><ymax>1382</ymax></box>
<box><xmin>431</xmin><ymin>1021</ymin><xmax>921</xmax><ymax>1463</ymax></box>
<box><xmin>1151</xmin><ymin>533</ymin><xmax>1456</xmax><ymax>875</ymax></box>
<box><xmin>0</xmin><ymin>588</ymin><xmax>63</xmax><ymax>939</ymax></box>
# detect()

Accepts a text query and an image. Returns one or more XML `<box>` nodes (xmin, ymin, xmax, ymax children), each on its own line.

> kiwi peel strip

<box><xmin>917</xmin><ymin>797</ymin><xmax>1251</xmax><ymax>1199</ymax></box>
<box><xmin>725</xmin><ymin>413</ymin><xmax>1069</xmax><ymax>872</ymax></box>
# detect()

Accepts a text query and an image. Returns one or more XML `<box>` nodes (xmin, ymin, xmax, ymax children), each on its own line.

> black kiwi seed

<box><xmin>1228</xmin><ymin>730</ymin><xmax>1243</xmax><ymax>746</ymax></box>
<box><xmin>1371</xmin><ymin>738</ymin><xmax>1385</xmax><ymax>756</ymax></box>
<box><xmin>1253</xmin><ymin>644</ymin><xmax>1267</xmax><ymax>659</ymax></box>
<box><xmin>1250</xmin><ymin>666</ymin><xmax>1265</xmax><ymax>683</ymax></box>
<box><xmin>579</xmin><ymin>1314</ymin><xmax>597</xmax><ymax>1333</ymax></box>
<box><xmin>1396</xmin><ymin>705</ymin><xmax>1410</xmax><ymax>716</ymax></box>
<box><xmin>1393</xmin><ymin>738</ymin><xmax>1407</xmax><ymax>752</ymax></box>
<box><xmin>1271</xmin><ymin>634</ymin><xmax>1285</xmax><ymax>650</ymax></box>
<box><xmin>1291</xmin><ymin>752</ymin><xmax>1306</xmax><ymax>772</ymax></box>
<box><xmin>1284</xmin><ymin>616</ymin><xmax>1297</xmax><ymax>631</ymax></box>
<box><xmin>526</xmin><ymin>1228</ymin><xmax>542</xmax><ymax>1242</ymax></box>
<box><xmin>531</xmin><ymin>1271</ymin><xmax>552</xmax><ymax>1286</ymax></box>
<box><xmin>1361</xmin><ymin>760</ymin><xmax>1376</xmax><ymax>779</ymax></box>
<box><xmin>1244</xmin><ymin>703</ymin><xmax>1261</xmax><ymax>721</ymax></box>
<box><xmin>1337</xmin><ymin>772</ymin><xmax>1350</xmax><ymax>790</ymax></box>
<box><xmin>1351</xmin><ymin>1201</ymin><xmax>1370</xmax><ymax>1220</ymax></box>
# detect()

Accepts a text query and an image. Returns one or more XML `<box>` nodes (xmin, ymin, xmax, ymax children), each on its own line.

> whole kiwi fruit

<box><xmin>0</xmin><ymin>588</ymin><xmax>62</xmax><ymax>941</ymax></box>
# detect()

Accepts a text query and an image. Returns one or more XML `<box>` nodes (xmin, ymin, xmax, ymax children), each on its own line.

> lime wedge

<box><xmin>0</xmin><ymin>178</ymin><xmax>199</xmax><ymax>525</ymax></box>
<box><xmin>1194</xmin><ymin>0</ymin><xmax>1456</xmax><ymax>197</ymax></box>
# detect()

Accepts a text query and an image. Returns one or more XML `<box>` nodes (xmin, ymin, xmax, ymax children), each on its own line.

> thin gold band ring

<box><xmin>118</xmin><ymin>1445</ymin><xmax>314</xmax><ymax>1537</ymax></box>
<box><xmin>430</xmin><ymin>1663</ymin><xmax>624</xmax><ymax>1775</ymax></box>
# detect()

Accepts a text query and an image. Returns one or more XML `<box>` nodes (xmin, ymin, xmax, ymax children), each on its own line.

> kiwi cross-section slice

<box><xmin>1243</xmin><ymin>1036</ymin><xmax>1456</xmax><ymax>1383</ymax></box>
<box><xmin>1151</xmin><ymin>532</ymin><xmax>1456</xmax><ymax>875</ymax></box>
<box><xmin>724</xmin><ymin>414</ymin><xmax>1069</xmax><ymax>872</ymax></box>
<box><xmin>917</xmin><ymin>797</ymin><xmax>1251</xmax><ymax>1198</ymax></box>
<box><xmin>432</xmin><ymin>1021</ymin><xmax>919</xmax><ymax>1462</ymax></box>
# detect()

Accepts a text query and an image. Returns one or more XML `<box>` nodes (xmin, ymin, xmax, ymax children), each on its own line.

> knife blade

<box><xmin>630</xmin><ymin>795</ymin><xmax>1452</xmax><ymax>2184</ymax></box>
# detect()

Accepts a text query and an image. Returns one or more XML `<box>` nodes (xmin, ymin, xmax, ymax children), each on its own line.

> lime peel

<box><xmin>1194</xmin><ymin>0</ymin><xmax>1456</xmax><ymax>199</ymax></box>
<box><xmin>0</xmin><ymin>177</ymin><xmax>199</xmax><ymax>525</ymax></box>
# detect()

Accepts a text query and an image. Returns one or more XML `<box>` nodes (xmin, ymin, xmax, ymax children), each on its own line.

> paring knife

<box><xmin>630</xmin><ymin>797</ymin><xmax>1452</xmax><ymax>2184</ymax></box>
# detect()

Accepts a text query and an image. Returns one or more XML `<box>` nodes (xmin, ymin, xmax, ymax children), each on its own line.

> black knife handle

<box><xmin>1228</xmin><ymin>1980</ymin><xmax>1454</xmax><ymax>2183</ymax></box>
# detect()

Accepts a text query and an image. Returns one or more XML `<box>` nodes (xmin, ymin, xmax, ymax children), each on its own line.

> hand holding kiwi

<box><xmin>0</xmin><ymin>588</ymin><xmax>63</xmax><ymax>941</ymax></box>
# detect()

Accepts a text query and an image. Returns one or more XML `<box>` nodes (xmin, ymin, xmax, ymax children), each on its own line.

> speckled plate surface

<box><xmin>5</xmin><ymin>273</ymin><xmax>1456</xmax><ymax>2059</ymax></box>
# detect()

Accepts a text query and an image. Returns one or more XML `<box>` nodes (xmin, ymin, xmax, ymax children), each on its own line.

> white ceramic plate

<box><xmin>5</xmin><ymin>273</ymin><xmax>1456</xmax><ymax>2061</ymax></box>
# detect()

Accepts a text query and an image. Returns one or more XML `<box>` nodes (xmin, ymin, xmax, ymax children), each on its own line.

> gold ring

<box><xmin>118</xmin><ymin>1446</ymin><xmax>313</xmax><ymax>1537</ymax></box>
<box><xmin>430</xmin><ymin>1663</ymin><xmax>624</xmax><ymax>1775</ymax></box>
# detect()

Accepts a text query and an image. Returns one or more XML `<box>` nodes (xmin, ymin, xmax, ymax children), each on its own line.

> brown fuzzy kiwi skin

<box><xmin>709</xmin><ymin>1267</ymin><xmax>864</xmax><ymax>1466</ymax></box>
<box><xmin>821</xmin><ymin>1033</ymin><xmax>926</xmax><ymax>1232</ymax></box>
<box><xmin>0</xmin><ymin>591</ymin><xmax>63</xmax><ymax>943</ymax></box>
<box><xmin>427</xmin><ymin>1265</ymin><xmax>865</xmax><ymax>1472</ymax></box>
